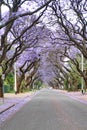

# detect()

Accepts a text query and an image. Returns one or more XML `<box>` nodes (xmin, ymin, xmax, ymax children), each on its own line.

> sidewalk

<box><xmin>0</xmin><ymin>91</ymin><xmax>36</xmax><ymax>114</ymax></box>
<box><xmin>57</xmin><ymin>89</ymin><xmax>87</xmax><ymax>104</ymax></box>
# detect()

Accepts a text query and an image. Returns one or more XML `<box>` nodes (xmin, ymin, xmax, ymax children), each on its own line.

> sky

<box><xmin>1</xmin><ymin>5</ymin><xmax>9</xmax><ymax>14</ymax></box>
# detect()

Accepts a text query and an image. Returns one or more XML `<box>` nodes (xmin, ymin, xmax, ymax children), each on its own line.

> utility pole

<box><xmin>14</xmin><ymin>63</ymin><xmax>17</xmax><ymax>94</ymax></box>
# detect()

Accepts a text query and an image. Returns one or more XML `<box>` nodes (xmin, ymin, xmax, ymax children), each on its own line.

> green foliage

<box><xmin>64</xmin><ymin>55</ymin><xmax>82</xmax><ymax>91</ymax></box>
<box><xmin>0</xmin><ymin>67</ymin><xmax>2</xmax><ymax>75</ymax></box>
<box><xmin>64</xmin><ymin>79</ymin><xmax>68</xmax><ymax>90</ymax></box>
<box><xmin>34</xmin><ymin>80</ymin><xmax>42</xmax><ymax>89</ymax></box>
<box><xmin>4</xmin><ymin>85</ymin><xmax>10</xmax><ymax>93</ymax></box>
<box><xmin>4</xmin><ymin>73</ymin><xmax>14</xmax><ymax>93</ymax></box>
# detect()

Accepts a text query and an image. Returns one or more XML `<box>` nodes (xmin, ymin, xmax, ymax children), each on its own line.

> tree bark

<box><xmin>16</xmin><ymin>79</ymin><xmax>21</xmax><ymax>93</ymax></box>
<box><xmin>0</xmin><ymin>76</ymin><xmax>3</xmax><ymax>97</ymax></box>
<box><xmin>84</xmin><ymin>77</ymin><xmax>87</xmax><ymax>91</ymax></box>
<box><xmin>17</xmin><ymin>75</ymin><xmax>25</xmax><ymax>93</ymax></box>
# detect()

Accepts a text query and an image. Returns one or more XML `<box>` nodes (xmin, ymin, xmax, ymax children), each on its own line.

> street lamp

<box><xmin>81</xmin><ymin>54</ymin><xmax>85</xmax><ymax>94</ymax></box>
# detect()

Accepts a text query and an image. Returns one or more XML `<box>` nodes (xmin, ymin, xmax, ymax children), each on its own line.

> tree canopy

<box><xmin>0</xmin><ymin>0</ymin><xmax>87</xmax><ymax>96</ymax></box>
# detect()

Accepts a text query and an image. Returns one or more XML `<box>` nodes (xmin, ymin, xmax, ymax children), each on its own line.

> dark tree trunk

<box><xmin>17</xmin><ymin>75</ymin><xmax>25</xmax><ymax>93</ymax></box>
<box><xmin>16</xmin><ymin>80</ymin><xmax>21</xmax><ymax>93</ymax></box>
<box><xmin>0</xmin><ymin>76</ymin><xmax>3</xmax><ymax>97</ymax></box>
<box><xmin>84</xmin><ymin>77</ymin><xmax>87</xmax><ymax>91</ymax></box>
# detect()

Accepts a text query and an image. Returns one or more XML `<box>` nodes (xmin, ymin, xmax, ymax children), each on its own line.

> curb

<box><xmin>66</xmin><ymin>94</ymin><xmax>87</xmax><ymax>105</ymax></box>
<box><xmin>0</xmin><ymin>103</ymin><xmax>15</xmax><ymax>114</ymax></box>
<box><xmin>0</xmin><ymin>91</ymin><xmax>40</xmax><ymax>115</ymax></box>
<box><xmin>60</xmin><ymin>92</ymin><xmax>87</xmax><ymax>105</ymax></box>
<box><xmin>53</xmin><ymin>89</ymin><xmax>87</xmax><ymax>105</ymax></box>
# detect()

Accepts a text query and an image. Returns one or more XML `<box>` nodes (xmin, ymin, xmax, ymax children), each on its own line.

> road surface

<box><xmin>1</xmin><ymin>89</ymin><xmax>87</xmax><ymax>130</ymax></box>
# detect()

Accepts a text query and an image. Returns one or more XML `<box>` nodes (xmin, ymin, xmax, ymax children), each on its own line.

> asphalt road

<box><xmin>1</xmin><ymin>89</ymin><xmax>87</xmax><ymax>130</ymax></box>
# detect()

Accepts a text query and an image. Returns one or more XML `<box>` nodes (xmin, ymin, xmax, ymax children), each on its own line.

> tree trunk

<box><xmin>0</xmin><ymin>76</ymin><xmax>3</xmax><ymax>97</ymax></box>
<box><xmin>84</xmin><ymin>77</ymin><xmax>87</xmax><ymax>91</ymax></box>
<box><xmin>0</xmin><ymin>4</ymin><xmax>2</xmax><ymax>21</ymax></box>
<box><xmin>17</xmin><ymin>80</ymin><xmax>21</xmax><ymax>93</ymax></box>
<box><xmin>17</xmin><ymin>76</ymin><xmax>24</xmax><ymax>93</ymax></box>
